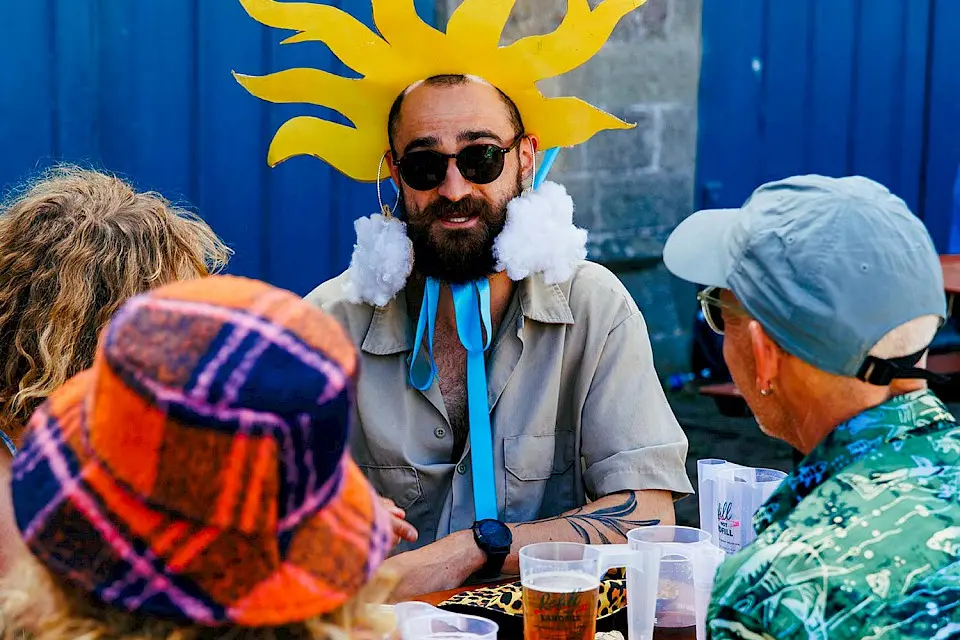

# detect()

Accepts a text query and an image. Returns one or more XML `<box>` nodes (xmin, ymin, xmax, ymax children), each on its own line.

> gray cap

<box><xmin>664</xmin><ymin>174</ymin><xmax>947</xmax><ymax>378</ymax></box>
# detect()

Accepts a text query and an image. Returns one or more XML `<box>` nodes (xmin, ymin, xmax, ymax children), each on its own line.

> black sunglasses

<box><xmin>394</xmin><ymin>137</ymin><xmax>524</xmax><ymax>191</ymax></box>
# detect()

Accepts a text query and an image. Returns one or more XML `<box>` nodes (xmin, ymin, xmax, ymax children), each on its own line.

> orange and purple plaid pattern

<box><xmin>11</xmin><ymin>276</ymin><xmax>392</xmax><ymax>626</ymax></box>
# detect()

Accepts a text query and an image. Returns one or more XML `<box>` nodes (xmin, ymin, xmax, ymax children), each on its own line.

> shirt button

<box><xmin>457</xmin><ymin>463</ymin><xmax>467</xmax><ymax>475</ymax></box>
<box><xmin>435</xmin><ymin>427</ymin><xmax>446</xmax><ymax>439</ymax></box>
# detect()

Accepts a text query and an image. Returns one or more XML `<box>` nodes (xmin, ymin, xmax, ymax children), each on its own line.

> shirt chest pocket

<box><xmin>503</xmin><ymin>432</ymin><xmax>575</xmax><ymax>522</ymax></box>
<box><xmin>358</xmin><ymin>465</ymin><xmax>423</xmax><ymax>511</ymax></box>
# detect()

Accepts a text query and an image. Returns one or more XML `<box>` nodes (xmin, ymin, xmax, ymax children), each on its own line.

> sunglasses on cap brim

<box><xmin>394</xmin><ymin>137</ymin><xmax>524</xmax><ymax>191</ymax></box>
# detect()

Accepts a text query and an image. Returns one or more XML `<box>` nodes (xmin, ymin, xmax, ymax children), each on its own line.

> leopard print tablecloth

<box><xmin>440</xmin><ymin>571</ymin><xmax>628</xmax><ymax>620</ymax></box>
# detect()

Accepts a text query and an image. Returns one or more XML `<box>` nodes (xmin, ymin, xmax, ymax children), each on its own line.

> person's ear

<box><xmin>386</xmin><ymin>150</ymin><xmax>401</xmax><ymax>187</ymax></box>
<box><xmin>749</xmin><ymin>320</ymin><xmax>781</xmax><ymax>394</ymax></box>
<box><xmin>520</xmin><ymin>135</ymin><xmax>540</xmax><ymax>184</ymax></box>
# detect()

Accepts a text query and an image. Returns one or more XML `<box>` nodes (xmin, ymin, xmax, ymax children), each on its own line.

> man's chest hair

<box><xmin>434</xmin><ymin>325</ymin><xmax>469</xmax><ymax>449</ymax></box>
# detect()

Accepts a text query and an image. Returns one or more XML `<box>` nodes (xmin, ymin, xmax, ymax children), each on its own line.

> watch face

<box><xmin>477</xmin><ymin>519</ymin><xmax>511</xmax><ymax>548</ymax></box>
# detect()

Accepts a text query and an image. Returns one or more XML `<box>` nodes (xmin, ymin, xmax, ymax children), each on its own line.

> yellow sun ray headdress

<box><xmin>234</xmin><ymin>0</ymin><xmax>646</xmax><ymax>182</ymax></box>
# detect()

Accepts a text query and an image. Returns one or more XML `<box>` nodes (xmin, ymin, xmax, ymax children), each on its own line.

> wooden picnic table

<box><xmin>942</xmin><ymin>255</ymin><xmax>960</xmax><ymax>295</ymax></box>
<box><xmin>415</xmin><ymin>583</ymin><xmax>484</xmax><ymax>606</ymax></box>
<box><xmin>942</xmin><ymin>255</ymin><xmax>960</xmax><ymax>318</ymax></box>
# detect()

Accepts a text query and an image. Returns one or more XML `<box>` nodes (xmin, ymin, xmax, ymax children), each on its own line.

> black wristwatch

<box><xmin>472</xmin><ymin>519</ymin><xmax>512</xmax><ymax>579</ymax></box>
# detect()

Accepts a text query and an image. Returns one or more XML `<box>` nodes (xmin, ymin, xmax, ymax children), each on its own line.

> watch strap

<box><xmin>476</xmin><ymin>547</ymin><xmax>508</xmax><ymax>579</ymax></box>
<box><xmin>473</xmin><ymin>520</ymin><xmax>512</xmax><ymax>579</ymax></box>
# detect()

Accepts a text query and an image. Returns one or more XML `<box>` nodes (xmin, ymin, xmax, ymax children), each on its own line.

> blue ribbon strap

<box><xmin>408</xmin><ymin>277</ymin><xmax>498</xmax><ymax>521</ymax></box>
<box><xmin>451</xmin><ymin>281</ymin><xmax>497</xmax><ymax>521</ymax></box>
<box><xmin>409</xmin><ymin>277</ymin><xmax>440</xmax><ymax>391</ymax></box>
<box><xmin>535</xmin><ymin>147</ymin><xmax>561</xmax><ymax>190</ymax></box>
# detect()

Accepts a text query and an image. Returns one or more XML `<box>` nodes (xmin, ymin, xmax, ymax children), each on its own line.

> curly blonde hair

<box><xmin>0</xmin><ymin>166</ymin><xmax>231</xmax><ymax>441</ymax></box>
<box><xmin>0</xmin><ymin>556</ymin><xmax>397</xmax><ymax>640</ymax></box>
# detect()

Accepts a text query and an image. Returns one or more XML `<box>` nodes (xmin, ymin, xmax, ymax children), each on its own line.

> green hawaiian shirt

<box><xmin>708</xmin><ymin>390</ymin><xmax>960</xmax><ymax>639</ymax></box>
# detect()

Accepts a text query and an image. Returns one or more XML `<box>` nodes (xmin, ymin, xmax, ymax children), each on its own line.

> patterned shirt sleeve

<box><xmin>709</xmin><ymin>606</ymin><xmax>779</xmax><ymax>640</ymax></box>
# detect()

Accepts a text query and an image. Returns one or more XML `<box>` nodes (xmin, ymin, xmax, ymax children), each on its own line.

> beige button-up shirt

<box><xmin>306</xmin><ymin>262</ymin><xmax>693</xmax><ymax>552</ymax></box>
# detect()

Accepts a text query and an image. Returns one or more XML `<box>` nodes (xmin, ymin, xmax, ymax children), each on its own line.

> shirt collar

<box><xmin>517</xmin><ymin>275</ymin><xmax>576</xmax><ymax>326</ymax></box>
<box><xmin>360</xmin><ymin>275</ymin><xmax>575</xmax><ymax>356</ymax></box>
<box><xmin>360</xmin><ymin>287</ymin><xmax>413</xmax><ymax>356</ymax></box>
<box><xmin>753</xmin><ymin>389</ymin><xmax>956</xmax><ymax>533</ymax></box>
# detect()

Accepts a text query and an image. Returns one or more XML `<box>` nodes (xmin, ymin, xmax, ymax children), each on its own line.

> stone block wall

<box><xmin>436</xmin><ymin>0</ymin><xmax>705</xmax><ymax>376</ymax></box>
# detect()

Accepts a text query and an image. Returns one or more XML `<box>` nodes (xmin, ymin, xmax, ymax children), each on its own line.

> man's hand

<box><xmin>380</xmin><ymin>497</ymin><xmax>419</xmax><ymax>548</ymax></box>
<box><xmin>382</xmin><ymin>530</ymin><xmax>486</xmax><ymax>601</ymax></box>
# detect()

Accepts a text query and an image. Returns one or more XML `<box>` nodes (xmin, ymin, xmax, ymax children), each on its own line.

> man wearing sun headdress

<box><xmin>236</xmin><ymin>0</ymin><xmax>693</xmax><ymax>599</ymax></box>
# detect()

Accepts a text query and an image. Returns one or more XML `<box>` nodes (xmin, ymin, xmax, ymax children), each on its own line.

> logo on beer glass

<box><xmin>524</xmin><ymin>572</ymin><xmax>600</xmax><ymax>640</ymax></box>
<box><xmin>519</xmin><ymin>543</ymin><xmax>604</xmax><ymax>640</ymax></box>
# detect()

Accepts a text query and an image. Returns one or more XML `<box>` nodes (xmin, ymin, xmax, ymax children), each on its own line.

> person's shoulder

<box><xmin>305</xmin><ymin>272</ymin><xmax>352</xmax><ymax>308</ymax></box>
<box><xmin>304</xmin><ymin>272</ymin><xmax>376</xmax><ymax>336</ymax></box>
<box><xmin>566</xmin><ymin>261</ymin><xmax>633</xmax><ymax>301</ymax></box>
<box><xmin>824</xmin><ymin>431</ymin><xmax>960</xmax><ymax>514</ymax></box>
<box><xmin>789</xmin><ymin>442</ymin><xmax>960</xmax><ymax>555</ymax></box>
<box><xmin>562</xmin><ymin>261</ymin><xmax>639</xmax><ymax>324</ymax></box>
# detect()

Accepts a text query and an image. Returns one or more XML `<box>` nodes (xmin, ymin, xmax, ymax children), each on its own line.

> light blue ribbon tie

<box><xmin>409</xmin><ymin>277</ymin><xmax>440</xmax><ymax>391</ymax></box>
<box><xmin>409</xmin><ymin>277</ymin><xmax>498</xmax><ymax>521</ymax></box>
<box><xmin>535</xmin><ymin>147</ymin><xmax>561</xmax><ymax>190</ymax></box>
<box><xmin>451</xmin><ymin>280</ymin><xmax>497</xmax><ymax>521</ymax></box>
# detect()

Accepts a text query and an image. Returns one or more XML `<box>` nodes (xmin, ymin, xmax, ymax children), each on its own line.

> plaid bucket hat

<box><xmin>10</xmin><ymin>275</ymin><xmax>392</xmax><ymax>627</ymax></box>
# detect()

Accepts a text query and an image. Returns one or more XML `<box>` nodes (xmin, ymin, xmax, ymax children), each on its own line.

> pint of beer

<box><xmin>522</xmin><ymin>570</ymin><xmax>600</xmax><ymax>640</ymax></box>
<box><xmin>519</xmin><ymin>543</ymin><xmax>607</xmax><ymax>640</ymax></box>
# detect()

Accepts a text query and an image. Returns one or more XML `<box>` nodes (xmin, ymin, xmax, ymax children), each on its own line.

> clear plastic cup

<box><xmin>628</xmin><ymin>526</ymin><xmax>723</xmax><ymax>640</ymax></box>
<box><xmin>394</xmin><ymin>602</ymin><xmax>497</xmax><ymax>640</ymax></box>
<box><xmin>521</xmin><ymin>542</ymin><xmax>657</xmax><ymax>640</ymax></box>
<box><xmin>714</xmin><ymin>466</ymin><xmax>787</xmax><ymax>554</ymax></box>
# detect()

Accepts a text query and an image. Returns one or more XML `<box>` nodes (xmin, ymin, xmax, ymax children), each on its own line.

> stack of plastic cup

<box><xmin>697</xmin><ymin>459</ymin><xmax>786</xmax><ymax>555</ymax></box>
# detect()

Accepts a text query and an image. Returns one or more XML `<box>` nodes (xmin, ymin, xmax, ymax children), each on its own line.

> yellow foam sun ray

<box><xmin>372</xmin><ymin>0</ymin><xmax>447</xmax><ymax>53</ymax></box>
<box><xmin>503</xmin><ymin>0</ymin><xmax>645</xmax><ymax>81</ymax></box>
<box><xmin>238</xmin><ymin>0</ymin><xmax>392</xmax><ymax>72</ymax></box>
<box><xmin>523</xmin><ymin>95</ymin><xmax>634</xmax><ymax>149</ymax></box>
<box><xmin>235</xmin><ymin>0</ymin><xmax>647</xmax><ymax>182</ymax></box>
<box><xmin>267</xmin><ymin>117</ymin><xmax>387</xmax><ymax>181</ymax></box>
<box><xmin>233</xmin><ymin>69</ymin><xmax>392</xmax><ymax>130</ymax></box>
<box><xmin>446</xmin><ymin>0</ymin><xmax>518</xmax><ymax>50</ymax></box>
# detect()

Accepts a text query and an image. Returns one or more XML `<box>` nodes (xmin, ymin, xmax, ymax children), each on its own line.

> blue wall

<box><xmin>696</xmin><ymin>0</ymin><xmax>960</xmax><ymax>251</ymax></box>
<box><xmin>925</xmin><ymin>0</ymin><xmax>960</xmax><ymax>252</ymax></box>
<box><xmin>0</xmin><ymin>0</ymin><xmax>435</xmax><ymax>296</ymax></box>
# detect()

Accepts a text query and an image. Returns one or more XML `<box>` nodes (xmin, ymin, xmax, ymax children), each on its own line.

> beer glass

<box><xmin>628</xmin><ymin>526</ymin><xmax>724</xmax><ymax>640</ymax></box>
<box><xmin>520</xmin><ymin>542</ymin><xmax>655</xmax><ymax>640</ymax></box>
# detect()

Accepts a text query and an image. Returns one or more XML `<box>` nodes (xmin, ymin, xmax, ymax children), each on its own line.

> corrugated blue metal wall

<box><xmin>0</xmin><ymin>0</ymin><xmax>435</xmax><ymax>296</ymax></box>
<box><xmin>696</xmin><ymin>0</ymin><xmax>960</xmax><ymax>251</ymax></box>
<box><xmin>924</xmin><ymin>0</ymin><xmax>960</xmax><ymax>252</ymax></box>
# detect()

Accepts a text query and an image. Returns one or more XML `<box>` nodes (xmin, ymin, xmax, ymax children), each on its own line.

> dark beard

<box><xmin>404</xmin><ymin>178</ymin><xmax>522</xmax><ymax>284</ymax></box>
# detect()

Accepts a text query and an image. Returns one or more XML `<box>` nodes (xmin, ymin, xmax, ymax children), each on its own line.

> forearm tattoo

<box><xmin>518</xmin><ymin>492</ymin><xmax>660</xmax><ymax>544</ymax></box>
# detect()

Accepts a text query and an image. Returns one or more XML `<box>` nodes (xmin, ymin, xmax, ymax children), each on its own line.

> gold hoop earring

<box><xmin>529</xmin><ymin>143</ymin><xmax>537</xmax><ymax>192</ymax></box>
<box><xmin>376</xmin><ymin>152</ymin><xmax>401</xmax><ymax>216</ymax></box>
